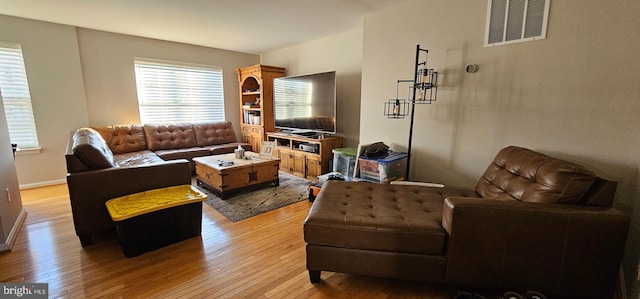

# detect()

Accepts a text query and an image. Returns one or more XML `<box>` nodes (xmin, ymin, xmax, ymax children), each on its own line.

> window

<box><xmin>0</xmin><ymin>44</ymin><xmax>40</xmax><ymax>149</ymax></box>
<box><xmin>485</xmin><ymin>0</ymin><xmax>550</xmax><ymax>47</ymax></box>
<box><xmin>134</xmin><ymin>59</ymin><xmax>225</xmax><ymax>124</ymax></box>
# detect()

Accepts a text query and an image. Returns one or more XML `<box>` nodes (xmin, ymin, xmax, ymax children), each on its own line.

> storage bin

<box><xmin>332</xmin><ymin>147</ymin><xmax>357</xmax><ymax>178</ymax></box>
<box><xmin>114</xmin><ymin>202</ymin><xmax>203</xmax><ymax>257</ymax></box>
<box><xmin>358</xmin><ymin>151</ymin><xmax>408</xmax><ymax>183</ymax></box>
<box><xmin>106</xmin><ymin>185</ymin><xmax>207</xmax><ymax>257</ymax></box>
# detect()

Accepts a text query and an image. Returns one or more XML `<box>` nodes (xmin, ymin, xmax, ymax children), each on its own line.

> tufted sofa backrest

<box><xmin>475</xmin><ymin>146</ymin><xmax>597</xmax><ymax>204</ymax></box>
<box><xmin>143</xmin><ymin>124</ymin><xmax>197</xmax><ymax>151</ymax></box>
<box><xmin>93</xmin><ymin>125</ymin><xmax>147</xmax><ymax>154</ymax></box>
<box><xmin>193</xmin><ymin>121</ymin><xmax>237</xmax><ymax>146</ymax></box>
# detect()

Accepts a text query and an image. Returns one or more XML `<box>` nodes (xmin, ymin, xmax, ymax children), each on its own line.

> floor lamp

<box><xmin>383</xmin><ymin>44</ymin><xmax>438</xmax><ymax>180</ymax></box>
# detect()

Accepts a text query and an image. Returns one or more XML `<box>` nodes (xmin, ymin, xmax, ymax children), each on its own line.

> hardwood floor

<box><xmin>0</xmin><ymin>184</ymin><xmax>454</xmax><ymax>298</ymax></box>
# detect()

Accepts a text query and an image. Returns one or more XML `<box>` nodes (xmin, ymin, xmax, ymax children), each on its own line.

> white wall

<box><xmin>77</xmin><ymin>29</ymin><xmax>259</xmax><ymax>127</ymax></box>
<box><xmin>0</xmin><ymin>15</ymin><xmax>89</xmax><ymax>188</ymax></box>
<box><xmin>0</xmin><ymin>93</ymin><xmax>25</xmax><ymax>250</ymax></box>
<box><xmin>360</xmin><ymin>0</ymin><xmax>640</xmax><ymax>294</ymax></box>
<box><xmin>262</xmin><ymin>27</ymin><xmax>363</xmax><ymax>147</ymax></box>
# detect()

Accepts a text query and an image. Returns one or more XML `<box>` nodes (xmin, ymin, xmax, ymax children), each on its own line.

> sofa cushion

<box><xmin>304</xmin><ymin>181</ymin><xmax>473</xmax><ymax>255</ymax></box>
<box><xmin>113</xmin><ymin>150</ymin><xmax>165</xmax><ymax>167</ymax></box>
<box><xmin>154</xmin><ymin>147</ymin><xmax>212</xmax><ymax>170</ymax></box>
<box><xmin>193</xmin><ymin>121</ymin><xmax>238</xmax><ymax>146</ymax></box>
<box><xmin>93</xmin><ymin>125</ymin><xmax>147</xmax><ymax>154</ymax></box>
<box><xmin>476</xmin><ymin>146</ymin><xmax>596</xmax><ymax>204</ymax></box>
<box><xmin>143</xmin><ymin>124</ymin><xmax>197</xmax><ymax>151</ymax></box>
<box><xmin>72</xmin><ymin>128</ymin><xmax>116</xmax><ymax>169</ymax></box>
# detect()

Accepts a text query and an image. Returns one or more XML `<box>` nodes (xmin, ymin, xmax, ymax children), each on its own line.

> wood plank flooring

<box><xmin>0</xmin><ymin>184</ymin><xmax>454</xmax><ymax>298</ymax></box>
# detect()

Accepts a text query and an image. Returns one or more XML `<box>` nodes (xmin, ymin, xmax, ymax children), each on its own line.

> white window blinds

<box><xmin>134</xmin><ymin>59</ymin><xmax>225</xmax><ymax>124</ymax></box>
<box><xmin>0</xmin><ymin>45</ymin><xmax>40</xmax><ymax>149</ymax></box>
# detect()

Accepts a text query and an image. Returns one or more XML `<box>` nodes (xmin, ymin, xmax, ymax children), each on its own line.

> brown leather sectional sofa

<box><xmin>65</xmin><ymin>121</ymin><xmax>250</xmax><ymax>246</ymax></box>
<box><xmin>304</xmin><ymin>146</ymin><xmax>630</xmax><ymax>298</ymax></box>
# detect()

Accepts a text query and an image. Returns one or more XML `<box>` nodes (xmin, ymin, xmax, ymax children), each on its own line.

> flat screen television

<box><xmin>273</xmin><ymin>71</ymin><xmax>336</xmax><ymax>136</ymax></box>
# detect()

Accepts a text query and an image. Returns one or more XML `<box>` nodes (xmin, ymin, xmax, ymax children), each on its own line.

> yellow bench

<box><xmin>106</xmin><ymin>185</ymin><xmax>207</xmax><ymax>257</ymax></box>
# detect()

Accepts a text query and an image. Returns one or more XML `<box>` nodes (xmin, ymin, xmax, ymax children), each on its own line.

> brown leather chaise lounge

<box><xmin>304</xmin><ymin>146</ymin><xmax>629</xmax><ymax>298</ymax></box>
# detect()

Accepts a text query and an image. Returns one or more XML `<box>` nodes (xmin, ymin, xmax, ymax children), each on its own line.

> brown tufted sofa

<box><xmin>65</xmin><ymin>121</ymin><xmax>250</xmax><ymax>246</ymax></box>
<box><xmin>304</xmin><ymin>146</ymin><xmax>630</xmax><ymax>298</ymax></box>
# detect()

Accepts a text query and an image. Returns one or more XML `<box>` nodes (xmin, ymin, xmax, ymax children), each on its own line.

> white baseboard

<box><xmin>19</xmin><ymin>178</ymin><xmax>66</xmax><ymax>190</ymax></box>
<box><xmin>0</xmin><ymin>207</ymin><xmax>27</xmax><ymax>251</ymax></box>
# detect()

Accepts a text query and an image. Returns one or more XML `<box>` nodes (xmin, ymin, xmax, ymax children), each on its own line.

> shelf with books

<box><xmin>242</xmin><ymin>110</ymin><xmax>261</xmax><ymax>125</ymax></box>
<box><xmin>237</xmin><ymin>64</ymin><xmax>285</xmax><ymax>152</ymax></box>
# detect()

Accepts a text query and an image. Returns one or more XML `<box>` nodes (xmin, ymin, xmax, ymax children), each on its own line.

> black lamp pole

<box><xmin>384</xmin><ymin>44</ymin><xmax>435</xmax><ymax>180</ymax></box>
<box><xmin>405</xmin><ymin>44</ymin><xmax>424</xmax><ymax>180</ymax></box>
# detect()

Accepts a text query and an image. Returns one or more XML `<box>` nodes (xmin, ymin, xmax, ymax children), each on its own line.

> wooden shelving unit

<box><xmin>236</xmin><ymin>65</ymin><xmax>286</xmax><ymax>152</ymax></box>
<box><xmin>267</xmin><ymin>132</ymin><xmax>343</xmax><ymax>181</ymax></box>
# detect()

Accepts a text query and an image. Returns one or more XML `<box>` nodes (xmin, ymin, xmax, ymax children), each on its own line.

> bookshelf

<box><xmin>236</xmin><ymin>65</ymin><xmax>286</xmax><ymax>152</ymax></box>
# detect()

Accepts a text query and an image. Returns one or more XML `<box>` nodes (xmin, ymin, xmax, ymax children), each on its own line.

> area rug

<box><xmin>195</xmin><ymin>171</ymin><xmax>312</xmax><ymax>222</ymax></box>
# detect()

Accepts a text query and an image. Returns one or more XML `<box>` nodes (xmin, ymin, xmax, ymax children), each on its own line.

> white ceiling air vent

<box><xmin>485</xmin><ymin>0</ymin><xmax>550</xmax><ymax>47</ymax></box>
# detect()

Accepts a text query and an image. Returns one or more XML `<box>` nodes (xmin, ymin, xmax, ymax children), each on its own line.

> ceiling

<box><xmin>0</xmin><ymin>0</ymin><xmax>413</xmax><ymax>54</ymax></box>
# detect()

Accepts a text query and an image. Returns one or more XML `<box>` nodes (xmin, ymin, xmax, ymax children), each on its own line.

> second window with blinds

<box><xmin>0</xmin><ymin>43</ymin><xmax>40</xmax><ymax>150</ymax></box>
<box><xmin>134</xmin><ymin>58</ymin><xmax>225</xmax><ymax>124</ymax></box>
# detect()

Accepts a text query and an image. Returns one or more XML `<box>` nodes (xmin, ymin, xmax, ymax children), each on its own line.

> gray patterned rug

<box><xmin>196</xmin><ymin>171</ymin><xmax>312</xmax><ymax>222</ymax></box>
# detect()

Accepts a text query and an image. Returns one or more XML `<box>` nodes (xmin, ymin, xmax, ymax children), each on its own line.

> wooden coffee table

<box><xmin>193</xmin><ymin>152</ymin><xmax>280</xmax><ymax>199</ymax></box>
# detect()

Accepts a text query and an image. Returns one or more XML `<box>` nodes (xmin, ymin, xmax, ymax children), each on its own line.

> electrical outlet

<box><xmin>5</xmin><ymin>187</ymin><xmax>9</xmax><ymax>202</ymax></box>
